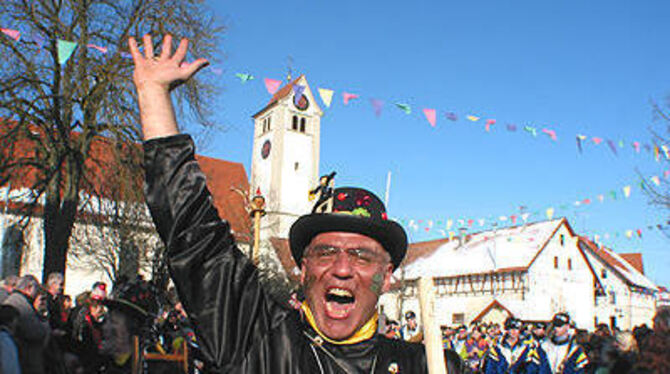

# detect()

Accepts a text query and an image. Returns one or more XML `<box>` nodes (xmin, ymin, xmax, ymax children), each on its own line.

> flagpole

<box><xmin>384</xmin><ymin>171</ymin><xmax>391</xmax><ymax>208</ymax></box>
<box><xmin>0</xmin><ymin>182</ymin><xmax>11</xmax><ymax>275</ymax></box>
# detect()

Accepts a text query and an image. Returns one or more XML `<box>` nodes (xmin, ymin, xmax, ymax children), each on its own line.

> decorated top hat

<box><xmin>551</xmin><ymin>312</ymin><xmax>570</xmax><ymax>327</ymax></box>
<box><xmin>289</xmin><ymin>186</ymin><xmax>407</xmax><ymax>269</ymax></box>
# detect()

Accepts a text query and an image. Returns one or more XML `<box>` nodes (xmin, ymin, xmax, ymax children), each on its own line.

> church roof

<box><xmin>252</xmin><ymin>75</ymin><xmax>305</xmax><ymax>118</ymax></box>
<box><xmin>579</xmin><ymin>238</ymin><xmax>656</xmax><ymax>291</ymax></box>
<box><xmin>0</xmin><ymin>120</ymin><xmax>251</xmax><ymax>242</ymax></box>
<box><xmin>619</xmin><ymin>253</ymin><xmax>645</xmax><ymax>274</ymax></box>
<box><xmin>402</xmin><ymin>219</ymin><xmax>569</xmax><ymax>279</ymax></box>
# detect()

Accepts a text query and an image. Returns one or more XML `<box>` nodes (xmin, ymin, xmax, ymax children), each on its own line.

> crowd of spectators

<box><xmin>381</xmin><ymin>307</ymin><xmax>670</xmax><ymax>373</ymax></box>
<box><xmin>0</xmin><ymin>273</ymin><xmax>199</xmax><ymax>374</ymax></box>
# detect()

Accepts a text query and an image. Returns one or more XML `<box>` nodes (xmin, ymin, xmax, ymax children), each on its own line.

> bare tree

<box><xmin>0</xmin><ymin>0</ymin><xmax>224</xmax><ymax>281</ymax></box>
<box><xmin>644</xmin><ymin>98</ymin><xmax>670</xmax><ymax>239</ymax></box>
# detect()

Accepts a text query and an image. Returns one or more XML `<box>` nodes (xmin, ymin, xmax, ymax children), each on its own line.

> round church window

<box><xmin>261</xmin><ymin>140</ymin><xmax>271</xmax><ymax>159</ymax></box>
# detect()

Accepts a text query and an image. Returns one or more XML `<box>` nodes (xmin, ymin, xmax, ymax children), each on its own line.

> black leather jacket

<box><xmin>144</xmin><ymin>134</ymin><xmax>427</xmax><ymax>373</ymax></box>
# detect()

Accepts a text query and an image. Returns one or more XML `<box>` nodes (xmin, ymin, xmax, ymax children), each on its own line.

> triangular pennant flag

<box><xmin>423</xmin><ymin>108</ymin><xmax>436</xmax><ymax>127</ymax></box>
<box><xmin>507</xmin><ymin>124</ymin><xmax>518</xmax><ymax>132</ymax></box>
<box><xmin>597</xmin><ymin>194</ymin><xmax>604</xmax><ymax>203</ymax></box>
<box><xmin>499</xmin><ymin>216</ymin><xmax>508</xmax><ymax>222</ymax></box>
<box><xmin>370</xmin><ymin>99</ymin><xmax>384</xmax><ymax>117</ymax></box>
<box><xmin>57</xmin><ymin>39</ymin><xmax>78</xmax><ymax>64</ymax></box>
<box><xmin>618</xmin><ymin>140</ymin><xmax>624</xmax><ymax>148</ymax></box>
<box><xmin>395</xmin><ymin>103</ymin><xmax>411</xmax><ymax>114</ymax></box>
<box><xmin>87</xmin><ymin>43</ymin><xmax>108</xmax><ymax>54</ymax></box>
<box><xmin>664</xmin><ymin>170</ymin><xmax>670</xmax><ymax>179</ymax></box>
<box><xmin>449</xmin><ymin>231</ymin><xmax>455</xmax><ymax>240</ymax></box>
<box><xmin>485</xmin><ymin>119</ymin><xmax>496</xmax><ymax>132</ymax></box>
<box><xmin>446</xmin><ymin>219</ymin><xmax>453</xmax><ymax>230</ymax></box>
<box><xmin>1</xmin><ymin>28</ymin><xmax>20</xmax><ymax>42</ymax></box>
<box><xmin>293</xmin><ymin>84</ymin><xmax>305</xmax><ymax>106</ymax></box>
<box><xmin>662</xmin><ymin>145</ymin><xmax>670</xmax><ymax>160</ymax></box>
<box><xmin>478</xmin><ymin>219</ymin><xmax>485</xmax><ymax>227</ymax></box>
<box><xmin>511</xmin><ymin>215</ymin><xmax>517</xmax><ymax>224</ymax></box>
<box><xmin>466</xmin><ymin>115</ymin><xmax>480</xmax><ymax>122</ymax></box>
<box><xmin>623</xmin><ymin>185</ymin><xmax>631</xmax><ymax>198</ymax></box>
<box><xmin>636</xmin><ymin>229</ymin><xmax>642</xmax><ymax>238</ymax></box>
<box><xmin>546</xmin><ymin>207</ymin><xmax>554</xmax><ymax>220</ymax></box>
<box><xmin>467</xmin><ymin>219</ymin><xmax>474</xmax><ymax>227</ymax></box>
<box><xmin>625</xmin><ymin>230</ymin><xmax>633</xmax><ymax>239</ymax></box>
<box><xmin>654</xmin><ymin>145</ymin><xmax>660</xmax><ymax>161</ymax></box>
<box><xmin>576</xmin><ymin>135</ymin><xmax>584</xmax><ymax>153</ymax></box>
<box><xmin>264</xmin><ymin>78</ymin><xmax>282</xmax><ymax>95</ymax></box>
<box><xmin>211</xmin><ymin>68</ymin><xmax>223</xmax><ymax>75</ymax></box>
<box><xmin>318</xmin><ymin>88</ymin><xmax>334</xmax><ymax>107</ymax></box>
<box><xmin>610</xmin><ymin>191</ymin><xmax>617</xmax><ymax>200</ymax></box>
<box><xmin>524</xmin><ymin>126</ymin><xmax>537</xmax><ymax>137</ymax></box>
<box><xmin>607</xmin><ymin>139</ymin><xmax>618</xmax><ymax>155</ymax></box>
<box><xmin>592</xmin><ymin>137</ymin><xmax>603</xmax><ymax>145</ymax></box>
<box><xmin>235</xmin><ymin>73</ymin><xmax>255</xmax><ymax>83</ymax></box>
<box><xmin>342</xmin><ymin>92</ymin><xmax>359</xmax><ymax>105</ymax></box>
<box><xmin>542</xmin><ymin>128</ymin><xmax>557</xmax><ymax>141</ymax></box>
<box><xmin>633</xmin><ymin>141</ymin><xmax>640</xmax><ymax>153</ymax></box>
<box><xmin>521</xmin><ymin>213</ymin><xmax>530</xmax><ymax>222</ymax></box>
<box><xmin>594</xmin><ymin>234</ymin><xmax>600</xmax><ymax>243</ymax></box>
<box><xmin>651</xmin><ymin>176</ymin><xmax>661</xmax><ymax>186</ymax></box>
<box><xmin>445</xmin><ymin>112</ymin><xmax>458</xmax><ymax>121</ymax></box>
<box><xmin>582</xmin><ymin>198</ymin><xmax>591</xmax><ymax>205</ymax></box>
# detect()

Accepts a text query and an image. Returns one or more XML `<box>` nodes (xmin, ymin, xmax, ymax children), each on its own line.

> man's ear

<box><xmin>300</xmin><ymin>260</ymin><xmax>307</xmax><ymax>285</ymax></box>
<box><xmin>381</xmin><ymin>263</ymin><xmax>394</xmax><ymax>293</ymax></box>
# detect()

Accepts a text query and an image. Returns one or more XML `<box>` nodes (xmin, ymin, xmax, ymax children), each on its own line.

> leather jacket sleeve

<box><xmin>143</xmin><ymin>134</ymin><xmax>283</xmax><ymax>370</ymax></box>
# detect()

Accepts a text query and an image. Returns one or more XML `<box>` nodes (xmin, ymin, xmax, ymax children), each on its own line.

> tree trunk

<box><xmin>41</xmin><ymin>167</ymin><xmax>79</xmax><ymax>283</ymax></box>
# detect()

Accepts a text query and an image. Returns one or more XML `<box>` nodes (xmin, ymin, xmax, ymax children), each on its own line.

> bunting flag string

<box><xmin>2</xmin><ymin>25</ymin><xmax>668</xmax><ymax>162</ymax></box>
<box><xmin>395</xmin><ymin>169</ymin><xmax>668</xmax><ymax>240</ymax></box>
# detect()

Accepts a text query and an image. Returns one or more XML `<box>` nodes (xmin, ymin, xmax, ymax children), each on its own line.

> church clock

<box><xmin>261</xmin><ymin>140</ymin><xmax>271</xmax><ymax>159</ymax></box>
<box><xmin>294</xmin><ymin>94</ymin><xmax>309</xmax><ymax>111</ymax></box>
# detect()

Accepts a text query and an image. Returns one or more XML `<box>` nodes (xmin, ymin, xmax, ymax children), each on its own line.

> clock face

<box><xmin>294</xmin><ymin>94</ymin><xmax>309</xmax><ymax>111</ymax></box>
<box><xmin>261</xmin><ymin>140</ymin><xmax>271</xmax><ymax>159</ymax></box>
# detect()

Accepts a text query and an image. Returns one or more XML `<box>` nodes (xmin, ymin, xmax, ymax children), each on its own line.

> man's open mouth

<box><xmin>324</xmin><ymin>287</ymin><xmax>355</xmax><ymax>319</ymax></box>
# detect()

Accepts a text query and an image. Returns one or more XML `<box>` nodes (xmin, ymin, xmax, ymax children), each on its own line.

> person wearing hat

<box><xmin>129</xmin><ymin>34</ymin><xmax>427</xmax><ymax>373</ymax></box>
<box><xmin>536</xmin><ymin>313</ymin><xmax>588</xmax><ymax>374</ymax></box>
<box><xmin>482</xmin><ymin>317</ymin><xmax>541</xmax><ymax>374</ymax></box>
<box><xmin>71</xmin><ymin>282</ymin><xmax>108</xmax><ymax>373</ymax></box>
<box><xmin>401</xmin><ymin>310</ymin><xmax>422</xmax><ymax>343</ymax></box>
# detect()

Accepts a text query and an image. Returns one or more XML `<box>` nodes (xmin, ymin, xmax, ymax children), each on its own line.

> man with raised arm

<box><xmin>130</xmin><ymin>34</ymin><xmax>427</xmax><ymax>373</ymax></box>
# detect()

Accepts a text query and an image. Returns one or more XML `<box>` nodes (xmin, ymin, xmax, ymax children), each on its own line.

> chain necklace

<box><xmin>305</xmin><ymin>331</ymin><xmax>379</xmax><ymax>374</ymax></box>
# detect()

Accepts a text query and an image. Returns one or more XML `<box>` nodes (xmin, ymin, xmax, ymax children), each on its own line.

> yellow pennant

<box><xmin>318</xmin><ymin>88</ymin><xmax>334</xmax><ymax>108</ymax></box>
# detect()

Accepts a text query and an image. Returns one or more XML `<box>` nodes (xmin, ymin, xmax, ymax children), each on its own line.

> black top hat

<box><xmin>551</xmin><ymin>312</ymin><xmax>570</xmax><ymax>327</ymax></box>
<box><xmin>504</xmin><ymin>317</ymin><xmax>523</xmax><ymax>330</ymax></box>
<box><xmin>289</xmin><ymin>187</ymin><xmax>408</xmax><ymax>269</ymax></box>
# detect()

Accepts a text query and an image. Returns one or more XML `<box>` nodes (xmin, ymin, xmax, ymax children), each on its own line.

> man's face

<box><xmin>507</xmin><ymin>328</ymin><xmax>520</xmax><ymax>340</ymax></box>
<box><xmin>301</xmin><ymin>232</ymin><xmax>393</xmax><ymax>340</ymax></box>
<box><xmin>49</xmin><ymin>279</ymin><xmax>64</xmax><ymax>295</ymax></box>
<box><xmin>407</xmin><ymin>317</ymin><xmax>417</xmax><ymax>329</ymax></box>
<box><xmin>553</xmin><ymin>323</ymin><xmax>569</xmax><ymax>337</ymax></box>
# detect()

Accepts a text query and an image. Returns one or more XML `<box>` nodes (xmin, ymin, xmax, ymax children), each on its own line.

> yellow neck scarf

<box><xmin>301</xmin><ymin>302</ymin><xmax>378</xmax><ymax>345</ymax></box>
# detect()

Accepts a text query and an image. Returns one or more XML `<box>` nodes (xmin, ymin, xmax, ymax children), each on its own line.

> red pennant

<box><xmin>264</xmin><ymin>78</ymin><xmax>281</xmax><ymax>95</ymax></box>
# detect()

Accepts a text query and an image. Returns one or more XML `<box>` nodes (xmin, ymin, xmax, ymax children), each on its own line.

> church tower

<box><xmin>250</xmin><ymin>75</ymin><xmax>322</xmax><ymax>239</ymax></box>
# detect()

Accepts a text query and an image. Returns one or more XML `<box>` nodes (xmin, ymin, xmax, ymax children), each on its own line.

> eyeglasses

<box><xmin>305</xmin><ymin>245</ymin><xmax>389</xmax><ymax>267</ymax></box>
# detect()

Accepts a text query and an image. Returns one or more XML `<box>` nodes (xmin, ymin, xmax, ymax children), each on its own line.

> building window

<box><xmin>1</xmin><ymin>223</ymin><xmax>24</xmax><ymax>278</ymax></box>
<box><xmin>568</xmin><ymin>258</ymin><xmax>572</xmax><ymax>270</ymax></box>
<box><xmin>300</xmin><ymin>118</ymin><xmax>306</xmax><ymax>133</ymax></box>
<box><xmin>452</xmin><ymin>313</ymin><xmax>465</xmax><ymax>325</ymax></box>
<box><xmin>601</xmin><ymin>269</ymin><xmax>608</xmax><ymax>279</ymax></box>
<box><xmin>267</xmin><ymin>116</ymin><xmax>271</xmax><ymax>130</ymax></box>
<box><xmin>554</xmin><ymin>256</ymin><xmax>558</xmax><ymax>269</ymax></box>
<box><xmin>292</xmin><ymin>115</ymin><xmax>298</xmax><ymax>130</ymax></box>
<box><xmin>560</xmin><ymin>234</ymin><xmax>565</xmax><ymax>246</ymax></box>
<box><xmin>609</xmin><ymin>291</ymin><xmax>616</xmax><ymax>305</ymax></box>
<box><xmin>294</xmin><ymin>162</ymin><xmax>299</xmax><ymax>170</ymax></box>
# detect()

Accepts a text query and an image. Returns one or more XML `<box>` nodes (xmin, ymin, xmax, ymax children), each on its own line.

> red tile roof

<box><xmin>1</xmin><ymin>120</ymin><xmax>250</xmax><ymax>242</ymax></box>
<box><xmin>619</xmin><ymin>253</ymin><xmax>644</xmax><ymax>275</ymax></box>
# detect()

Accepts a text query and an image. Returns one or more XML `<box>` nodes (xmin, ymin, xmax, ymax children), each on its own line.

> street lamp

<box><xmin>250</xmin><ymin>189</ymin><xmax>266</xmax><ymax>265</ymax></box>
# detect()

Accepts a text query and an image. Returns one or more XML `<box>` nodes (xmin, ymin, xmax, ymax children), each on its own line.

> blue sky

<box><xmin>194</xmin><ymin>0</ymin><xmax>670</xmax><ymax>286</ymax></box>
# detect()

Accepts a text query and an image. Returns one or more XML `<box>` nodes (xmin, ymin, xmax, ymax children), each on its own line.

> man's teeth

<box><xmin>328</xmin><ymin>288</ymin><xmax>353</xmax><ymax>297</ymax></box>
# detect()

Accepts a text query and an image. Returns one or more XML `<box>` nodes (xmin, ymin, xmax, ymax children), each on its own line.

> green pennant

<box><xmin>394</xmin><ymin>103</ymin><xmax>411</xmax><ymax>114</ymax></box>
<box><xmin>57</xmin><ymin>39</ymin><xmax>78</xmax><ymax>65</ymax></box>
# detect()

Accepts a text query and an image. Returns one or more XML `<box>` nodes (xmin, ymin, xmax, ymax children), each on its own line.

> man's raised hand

<box><xmin>128</xmin><ymin>34</ymin><xmax>209</xmax><ymax>140</ymax></box>
<box><xmin>129</xmin><ymin>34</ymin><xmax>209</xmax><ymax>92</ymax></box>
